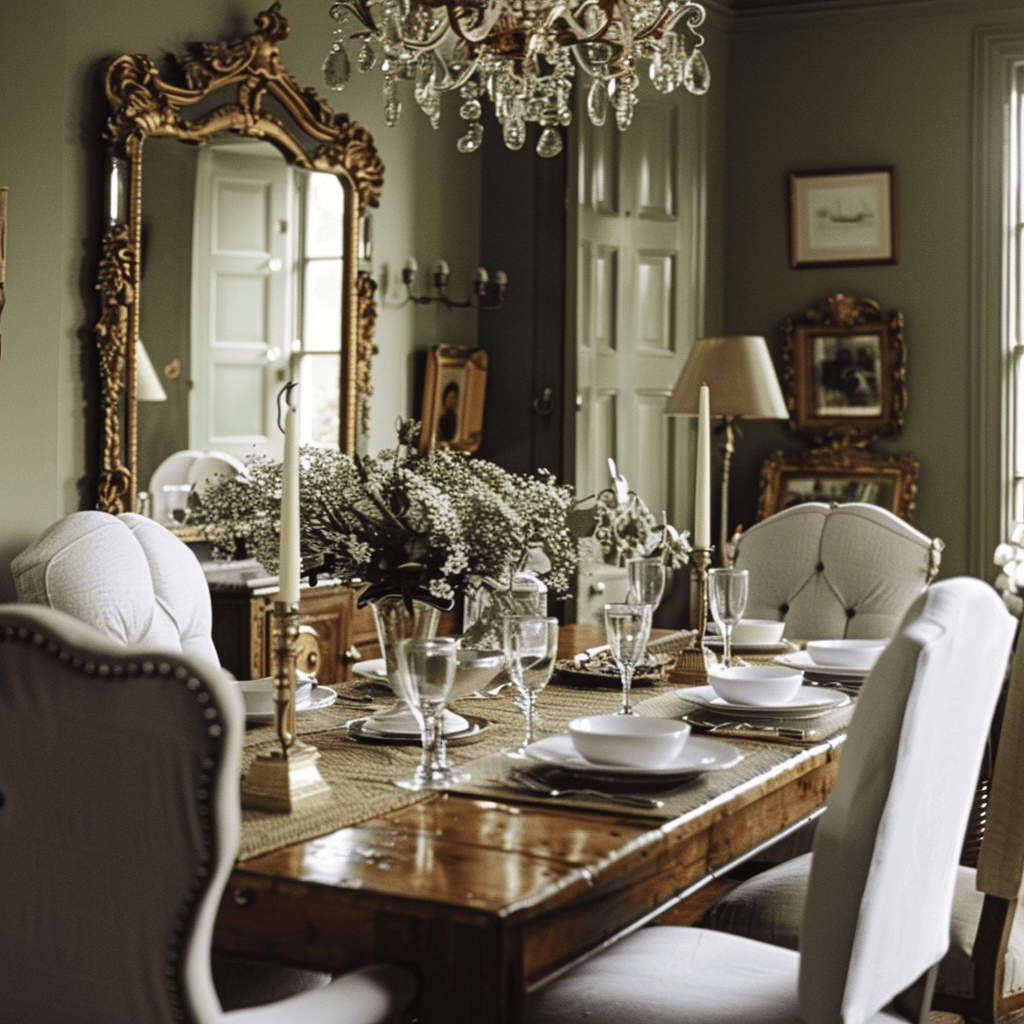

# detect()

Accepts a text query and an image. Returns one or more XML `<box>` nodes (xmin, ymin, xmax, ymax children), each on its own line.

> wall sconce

<box><xmin>402</xmin><ymin>258</ymin><xmax>507</xmax><ymax>310</ymax></box>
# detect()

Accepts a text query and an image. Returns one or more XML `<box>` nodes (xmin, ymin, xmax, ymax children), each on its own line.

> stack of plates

<box><xmin>681</xmin><ymin>684</ymin><xmax>850</xmax><ymax>720</ymax></box>
<box><xmin>246</xmin><ymin>685</ymin><xmax>338</xmax><ymax>725</ymax></box>
<box><xmin>775</xmin><ymin>650</ymin><xmax>873</xmax><ymax>683</ymax></box>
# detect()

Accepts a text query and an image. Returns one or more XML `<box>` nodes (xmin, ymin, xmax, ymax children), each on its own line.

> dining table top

<box><xmin>213</xmin><ymin>624</ymin><xmax>846</xmax><ymax>1024</ymax></box>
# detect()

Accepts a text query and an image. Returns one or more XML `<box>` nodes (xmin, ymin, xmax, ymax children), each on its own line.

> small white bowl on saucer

<box><xmin>568</xmin><ymin>715</ymin><xmax>691</xmax><ymax>769</ymax></box>
<box><xmin>238</xmin><ymin>676</ymin><xmax>313</xmax><ymax>718</ymax></box>
<box><xmin>730</xmin><ymin>619</ymin><xmax>786</xmax><ymax>646</ymax></box>
<box><xmin>806</xmin><ymin>639</ymin><xmax>887</xmax><ymax>671</ymax></box>
<box><xmin>707</xmin><ymin>665</ymin><xmax>804</xmax><ymax>707</ymax></box>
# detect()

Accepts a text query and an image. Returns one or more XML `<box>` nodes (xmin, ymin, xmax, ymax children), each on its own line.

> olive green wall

<box><xmin>717</xmin><ymin>1</ymin><xmax>1024</xmax><ymax>579</ymax></box>
<box><xmin>0</xmin><ymin>0</ymin><xmax>482</xmax><ymax>599</ymax></box>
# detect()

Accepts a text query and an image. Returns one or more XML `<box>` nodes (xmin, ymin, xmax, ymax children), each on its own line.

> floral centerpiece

<box><xmin>569</xmin><ymin>459</ymin><xmax>692</xmax><ymax>570</ymax></box>
<box><xmin>190</xmin><ymin>421</ymin><xmax>581</xmax><ymax>649</ymax></box>
<box><xmin>994</xmin><ymin>524</ymin><xmax>1024</xmax><ymax>616</ymax></box>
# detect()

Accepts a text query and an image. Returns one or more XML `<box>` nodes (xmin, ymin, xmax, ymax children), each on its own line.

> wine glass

<box><xmin>708</xmin><ymin>568</ymin><xmax>749</xmax><ymax>669</ymax></box>
<box><xmin>626</xmin><ymin>556</ymin><xmax>666</xmax><ymax>611</ymax></box>
<box><xmin>503</xmin><ymin>615</ymin><xmax>559</xmax><ymax>757</ymax></box>
<box><xmin>604</xmin><ymin>603</ymin><xmax>653</xmax><ymax>715</ymax></box>
<box><xmin>391</xmin><ymin>637</ymin><xmax>466</xmax><ymax>791</ymax></box>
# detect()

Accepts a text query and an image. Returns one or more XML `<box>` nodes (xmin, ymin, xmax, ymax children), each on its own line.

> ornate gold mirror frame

<box><xmin>94</xmin><ymin>5</ymin><xmax>383</xmax><ymax>513</ymax></box>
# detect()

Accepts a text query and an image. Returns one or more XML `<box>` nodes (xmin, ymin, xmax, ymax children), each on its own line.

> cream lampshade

<box><xmin>136</xmin><ymin>339</ymin><xmax>167</xmax><ymax>402</ymax></box>
<box><xmin>665</xmin><ymin>335</ymin><xmax>788</xmax><ymax>564</ymax></box>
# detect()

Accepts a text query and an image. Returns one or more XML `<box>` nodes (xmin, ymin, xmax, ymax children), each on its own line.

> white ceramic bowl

<box><xmin>707</xmin><ymin>665</ymin><xmax>804</xmax><ymax>707</ymax></box>
<box><xmin>568</xmin><ymin>715</ymin><xmax>691</xmax><ymax>769</ymax></box>
<box><xmin>730</xmin><ymin>619</ymin><xmax>786</xmax><ymax>646</ymax></box>
<box><xmin>451</xmin><ymin>647</ymin><xmax>505</xmax><ymax>701</ymax></box>
<box><xmin>806</xmin><ymin>639</ymin><xmax>887</xmax><ymax>670</ymax></box>
<box><xmin>238</xmin><ymin>676</ymin><xmax>313</xmax><ymax>717</ymax></box>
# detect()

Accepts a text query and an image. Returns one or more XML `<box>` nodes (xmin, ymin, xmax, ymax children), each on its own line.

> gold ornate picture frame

<box><xmin>758</xmin><ymin>445</ymin><xmax>920</xmax><ymax>524</ymax></box>
<box><xmin>419</xmin><ymin>346</ymin><xmax>488</xmax><ymax>454</ymax></box>
<box><xmin>782</xmin><ymin>293</ymin><xmax>907</xmax><ymax>446</ymax></box>
<box><xmin>789</xmin><ymin>166</ymin><xmax>899</xmax><ymax>268</ymax></box>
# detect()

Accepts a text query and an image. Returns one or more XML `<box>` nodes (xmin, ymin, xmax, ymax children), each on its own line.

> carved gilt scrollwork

<box><xmin>94</xmin><ymin>5</ymin><xmax>383</xmax><ymax>512</ymax></box>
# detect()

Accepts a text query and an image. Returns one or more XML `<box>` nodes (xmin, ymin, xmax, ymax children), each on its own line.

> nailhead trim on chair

<box><xmin>0</xmin><ymin>622</ymin><xmax>226</xmax><ymax>1023</ymax></box>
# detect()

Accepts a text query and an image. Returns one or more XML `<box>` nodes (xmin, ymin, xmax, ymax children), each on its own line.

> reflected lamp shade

<box><xmin>665</xmin><ymin>335</ymin><xmax>788</xmax><ymax>420</ymax></box>
<box><xmin>137</xmin><ymin>339</ymin><xmax>167</xmax><ymax>403</ymax></box>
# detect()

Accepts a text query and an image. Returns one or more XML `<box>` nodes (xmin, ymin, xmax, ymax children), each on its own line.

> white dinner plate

<box><xmin>702</xmin><ymin>636</ymin><xmax>799</xmax><ymax>654</ymax></box>
<box><xmin>246</xmin><ymin>685</ymin><xmax>338</xmax><ymax>724</ymax></box>
<box><xmin>775</xmin><ymin>650</ymin><xmax>872</xmax><ymax>679</ymax></box>
<box><xmin>680</xmin><ymin>684</ymin><xmax>850</xmax><ymax>717</ymax></box>
<box><xmin>523</xmin><ymin>733</ymin><xmax>743</xmax><ymax>779</ymax></box>
<box><xmin>353</xmin><ymin>659</ymin><xmax>388</xmax><ymax>682</ymax></box>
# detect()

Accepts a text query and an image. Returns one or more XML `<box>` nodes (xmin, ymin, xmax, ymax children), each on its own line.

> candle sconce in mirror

<box><xmin>402</xmin><ymin>258</ymin><xmax>507</xmax><ymax>310</ymax></box>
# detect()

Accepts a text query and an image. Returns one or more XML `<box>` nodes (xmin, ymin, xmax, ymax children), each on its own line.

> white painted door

<box><xmin>573</xmin><ymin>86</ymin><xmax>706</xmax><ymax>620</ymax></box>
<box><xmin>190</xmin><ymin>143</ymin><xmax>291</xmax><ymax>462</ymax></box>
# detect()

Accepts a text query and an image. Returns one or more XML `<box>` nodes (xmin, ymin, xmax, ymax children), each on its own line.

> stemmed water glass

<box><xmin>708</xmin><ymin>568</ymin><xmax>749</xmax><ymax>669</ymax></box>
<box><xmin>604</xmin><ymin>603</ymin><xmax>653</xmax><ymax>715</ymax></box>
<box><xmin>503</xmin><ymin>615</ymin><xmax>559</xmax><ymax>757</ymax></box>
<box><xmin>391</xmin><ymin>636</ymin><xmax>467</xmax><ymax>791</ymax></box>
<box><xmin>626</xmin><ymin>556</ymin><xmax>666</xmax><ymax>611</ymax></box>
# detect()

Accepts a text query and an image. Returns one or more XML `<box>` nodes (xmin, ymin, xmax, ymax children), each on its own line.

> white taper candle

<box><xmin>279</xmin><ymin>385</ymin><xmax>300</xmax><ymax>606</ymax></box>
<box><xmin>695</xmin><ymin>383</ymin><xmax>711</xmax><ymax>549</ymax></box>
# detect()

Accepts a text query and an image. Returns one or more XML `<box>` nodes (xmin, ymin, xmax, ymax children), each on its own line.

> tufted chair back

<box><xmin>10</xmin><ymin>510</ymin><xmax>220</xmax><ymax>667</ymax></box>
<box><xmin>733</xmin><ymin>502</ymin><xmax>944</xmax><ymax>640</ymax></box>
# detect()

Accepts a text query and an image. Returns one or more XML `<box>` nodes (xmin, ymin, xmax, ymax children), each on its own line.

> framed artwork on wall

<box><xmin>419</xmin><ymin>345</ymin><xmax>488</xmax><ymax>454</ymax></box>
<box><xmin>758</xmin><ymin>446</ymin><xmax>920</xmax><ymax>524</ymax></box>
<box><xmin>789</xmin><ymin>166</ymin><xmax>899</xmax><ymax>268</ymax></box>
<box><xmin>782</xmin><ymin>293</ymin><xmax>907</xmax><ymax>446</ymax></box>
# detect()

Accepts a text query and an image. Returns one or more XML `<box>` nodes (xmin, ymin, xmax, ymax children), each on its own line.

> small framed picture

<box><xmin>782</xmin><ymin>293</ymin><xmax>906</xmax><ymax>445</ymax></box>
<box><xmin>419</xmin><ymin>345</ymin><xmax>488</xmax><ymax>455</ymax></box>
<box><xmin>758</xmin><ymin>446</ymin><xmax>920</xmax><ymax>524</ymax></box>
<box><xmin>789</xmin><ymin>166</ymin><xmax>899</xmax><ymax>268</ymax></box>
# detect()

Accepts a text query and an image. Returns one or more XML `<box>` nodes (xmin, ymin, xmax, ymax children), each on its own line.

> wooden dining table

<box><xmin>213</xmin><ymin>625</ymin><xmax>843</xmax><ymax>1024</ymax></box>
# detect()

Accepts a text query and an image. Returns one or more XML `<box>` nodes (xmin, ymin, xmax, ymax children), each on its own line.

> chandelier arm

<box><xmin>442</xmin><ymin>0</ymin><xmax>504</xmax><ymax>45</ymax></box>
<box><xmin>633</xmin><ymin>2</ymin><xmax>706</xmax><ymax>44</ymax></box>
<box><xmin>334</xmin><ymin>0</ymin><xmax>379</xmax><ymax>34</ymax></box>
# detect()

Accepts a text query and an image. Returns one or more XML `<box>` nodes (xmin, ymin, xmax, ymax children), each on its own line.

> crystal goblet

<box><xmin>604</xmin><ymin>603</ymin><xmax>653</xmax><ymax>715</ymax></box>
<box><xmin>503</xmin><ymin>615</ymin><xmax>559</xmax><ymax>757</ymax></box>
<box><xmin>708</xmin><ymin>568</ymin><xmax>749</xmax><ymax>669</ymax></box>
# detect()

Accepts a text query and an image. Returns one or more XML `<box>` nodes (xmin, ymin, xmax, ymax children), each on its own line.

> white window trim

<box><xmin>970</xmin><ymin>24</ymin><xmax>1024</xmax><ymax>576</ymax></box>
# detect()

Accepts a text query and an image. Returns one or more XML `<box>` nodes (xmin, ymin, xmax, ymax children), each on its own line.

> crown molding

<box><xmin>703</xmin><ymin>0</ymin><xmax>1024</xmax><ymax>25</ymax></box>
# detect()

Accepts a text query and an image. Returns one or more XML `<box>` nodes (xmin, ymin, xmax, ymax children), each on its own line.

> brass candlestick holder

<box><xmin>690</xmin><ymin>547</ymin><xmax>714</xmax><ymax>647</ymax></box>
<box><xmin>241</xmin><ymin>601</ymin><xmax>331</xmax><ymax>812</ymax></box>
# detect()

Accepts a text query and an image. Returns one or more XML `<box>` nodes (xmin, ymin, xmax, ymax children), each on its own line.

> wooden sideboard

<box><xmin>205</xmin><ymin>564</ymin><xmax>458</xmax><ymax>683</ymax></box>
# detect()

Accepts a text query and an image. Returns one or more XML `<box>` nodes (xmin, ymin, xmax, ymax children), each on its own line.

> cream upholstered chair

<box><xmin>699</xmin><ymin>624</ymin><xmax>1024</xmax><ymax>1024</ymax></box>
<box><xmin>9</xmin><ymin>511</ymin><xmax>337</xmax><ymax>1009</ymax></box>
<box><xmin>0</xmin><ymin>603</ymin><xmax>416</xmax><ymax>1024</ymax></box>
<box><xmin>527</xmin><ymin>578</ymin><xmax>1014</xmax><ymax>1024</ymax></box>
<box><xmin>734</xmin><ymin>502</ymin><xmax>944</xmax><ymax>640</ymax></box>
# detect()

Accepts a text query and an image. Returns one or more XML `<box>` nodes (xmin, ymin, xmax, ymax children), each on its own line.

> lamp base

<box><xmin>240</xmin><ymin>742</ymin><xmax>331</xmax><ymax>813</ymax></box>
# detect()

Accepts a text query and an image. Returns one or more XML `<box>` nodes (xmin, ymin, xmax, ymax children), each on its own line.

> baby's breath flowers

<box><xmin>189</xmin><ymin>422</ymin><xmax>581</xmax><ymax>619</ymax></box>
<box><xmin>994</xmin><ymin>523</ymin><xmax>1024</xmax><ymax>616</ymax></box>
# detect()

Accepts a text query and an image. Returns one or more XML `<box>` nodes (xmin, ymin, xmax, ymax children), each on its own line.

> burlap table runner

<box><xmin>238</xmin><ymin>674</ymin><xmax>849</xmax><ymax>860</ymax></box>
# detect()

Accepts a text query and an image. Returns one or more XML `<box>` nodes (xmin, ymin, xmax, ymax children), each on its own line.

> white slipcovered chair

<box><xmin>11</xmin><ymin>510</ymin><xmax>221</xmax><ymax>666</ymax></box>
<box><xmin>9</xmin><ymin>511</ymin><xmax>336</xmax><ymax>1009</ymax></box>
<box><xmin>527</xmin><ymin>577</ymin><xmax>1014</xmax><ymax>1024</ymax></box>
<box><xmin>699</xmin><ymin>620</ymin><xmax>1024</xmax><ymax>1024</ymax></box>
<box><xmin>734</xmin><ymin>502</ymin><xmax>944</xmax><ymax>640</ymax></box>
<box><xmin>0</xmin><ymin>603</ymin><xmax>416</xmax><ymax>1024</ymax></box>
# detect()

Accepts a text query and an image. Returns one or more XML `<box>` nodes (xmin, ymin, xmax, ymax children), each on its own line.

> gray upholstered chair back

<box><xmin>734</xmin><ymin>502</ymin><xmax>944</xmax><ymax>640</ymax></box>
<box><xmin>11</xmin><ymin>511</ymin><xmax>220</xmax><ymax>667</ymax></box>
<box><xmin>0</xmin><ymin>603</ymin><xmax>241</xmax><ymax>1024</ymax></box>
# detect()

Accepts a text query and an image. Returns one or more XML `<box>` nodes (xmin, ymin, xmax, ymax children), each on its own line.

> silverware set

<box><xmin>679</xmin><ymin>712</ymin><xmax>807</xmax><ymax>741</ymax></box>
<box><xmin>507</xmin><ymin>769</ymin><xmax>665</xmax><ymax>809</ymax></box>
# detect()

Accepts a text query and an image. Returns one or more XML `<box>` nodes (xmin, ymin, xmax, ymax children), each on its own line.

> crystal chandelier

<box><xmin>323</xmin><ymin>0</ymin><xmax>709</xmax><ymax>158</ymax></box>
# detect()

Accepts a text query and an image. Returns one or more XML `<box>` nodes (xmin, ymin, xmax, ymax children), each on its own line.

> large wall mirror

<box><xmin>94</xmin><ymin>5</ymin><xmax>383</xmax><ymax>515</ymax></box>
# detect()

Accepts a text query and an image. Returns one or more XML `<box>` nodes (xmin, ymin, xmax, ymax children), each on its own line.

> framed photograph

<box><xmin>782</xmin><ymin>293</ymin><xmax>906</xmax><ymax>445</ymax></box>
<box><xmin>419</xmin><ymin>345</ymin><xmax>488</xmax><ymax>454</ymax></box>
<box><xmin>789</xmin><ymin>166</ymin><xmax>899</xmax><ymax>268</ymax></box>
<box><xmin>758</xmin><ymin>446</ymin><xmax>920</xmax><ymax>524</ymax></box>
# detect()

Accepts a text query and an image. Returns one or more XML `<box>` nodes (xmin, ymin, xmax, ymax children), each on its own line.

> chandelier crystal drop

<box><xmin>324</xmin><ymin>0</ymin><xmax>709</xmax><ymax>158</ymax></box>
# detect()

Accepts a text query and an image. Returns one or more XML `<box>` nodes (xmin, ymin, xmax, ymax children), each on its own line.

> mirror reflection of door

<box><xmin>191</xmin><ymin>142</ymin><xmax>290</xmax><ymax>463</ymax></box>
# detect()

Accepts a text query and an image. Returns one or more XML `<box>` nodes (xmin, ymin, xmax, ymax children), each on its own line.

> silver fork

<box><xmin>507</xmin><ymin>770</ymin><xmax>664</xmax><ymax>809</ymax></box>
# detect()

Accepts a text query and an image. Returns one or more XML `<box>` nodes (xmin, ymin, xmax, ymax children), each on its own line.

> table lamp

<box><xmin>665</xmin><ymin>335</ymin><xmax>789</xmax><ymax>565</ymax></box>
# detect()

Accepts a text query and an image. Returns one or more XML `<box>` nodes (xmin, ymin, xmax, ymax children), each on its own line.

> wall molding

<box><xmin>704</xmin><ymin>0</ymin><xmax>1024</xmax><ymax>26</ymax></box>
